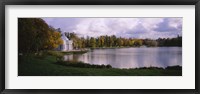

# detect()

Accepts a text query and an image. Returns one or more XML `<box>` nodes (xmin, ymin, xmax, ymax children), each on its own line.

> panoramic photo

<box><xmin>18</xmin><ymin>17</ymin><xmax>182</xmax><ymax>76</ymax></box>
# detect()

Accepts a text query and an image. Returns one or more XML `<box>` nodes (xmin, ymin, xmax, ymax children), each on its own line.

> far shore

<box><xmin>55</xmin><ymin>46</ymin><xmax>182</xmax><ymax>52</ymax></box>
<box><xmin>90</xmin><ymin>46</ymin><xmax>182</xmax><ymax>49</ymax></box>
<box><xmin>46</xmin><ymin>46</ymin><xmax>182</xmax><ymax>55</ymax></box>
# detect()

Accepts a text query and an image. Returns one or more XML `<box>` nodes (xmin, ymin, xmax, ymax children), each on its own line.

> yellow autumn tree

<box><xmin>44</xmin><ymin>27</ymin><xmax>63</xmax><ymax>50</ymax></box>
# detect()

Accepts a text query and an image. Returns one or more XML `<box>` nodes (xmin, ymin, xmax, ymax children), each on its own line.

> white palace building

<box><xmin>57</xmin><ymin>34</ymin><xmax>73</xmax><ymax>51</ymax></box>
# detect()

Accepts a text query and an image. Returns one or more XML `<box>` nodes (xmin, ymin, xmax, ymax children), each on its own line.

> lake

<box><xmin>63</xmin><ymin>47</ymin><xmax>182</xmax><ymax>69</ymax></box>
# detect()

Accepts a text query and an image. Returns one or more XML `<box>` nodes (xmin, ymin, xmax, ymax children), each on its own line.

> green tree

<box><xmin>99</xmin><ymin>36</ymin><xmax>105</xmax><ymax>47</ymax></box>
<box><xmin>19</xmin><ymin>18</ymin><xmax>49</xmax><ymax>53</ymax></box>
<box><xmin>90</xmin><ymin>37</ymin><xmax>96</xmax><ymax>48</ymax></box>
<box><xmin>116</xmin><ymin>38</ymin><xmax>124</xmax><ymax>47</ymax></box>
<box><xmin>96</xmin><ymin>38</ymin><xmax>101</xmax><ymax>47</ymax></box>
<box><xmin>18</xmin><ymin>18</ymin><xmax>63</xmax><ymax>53</ymax></box>
<box><xmin>134</xmin><ymin>39</ymin><xmax>143</xmax><ymax>46</ymax></box>
<box><xmin>111</xmin><ymin>35</ymin><xmax>117</xmax><ymax>47</ymax></box>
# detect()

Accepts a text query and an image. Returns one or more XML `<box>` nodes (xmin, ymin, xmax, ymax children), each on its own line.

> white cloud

<box><xmin>43</xmin><ymin>17</ymin><xmax>182</xmax><ymax>39</ymax></box>
<box><xmin>168</xmin><ymin>18</ymin><xmax>182</xmax><ymax>29</ymax></box>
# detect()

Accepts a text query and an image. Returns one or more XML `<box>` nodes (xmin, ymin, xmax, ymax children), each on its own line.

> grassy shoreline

<box><xmin>50</xmin><ymin>50</ymin><xmax>88</xmax><ymax>55</ymax></box>
<box><xmin>18</xmin><ymin>54</ymin><xmax>182</xmax><ymax>76</ymax></box>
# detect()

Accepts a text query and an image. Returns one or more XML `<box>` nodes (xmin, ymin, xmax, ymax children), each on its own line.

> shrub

<box><xmin>55</xmin><ymin>60</ymin><xmax>112</xmax><ymax>69</ymax></box>
<box><xmin>46</xmin><ymin>51</ymin><xmax>64</xmax><ymax>61</ymax></box>
<box><xmin>165</xmin><ymin>65</ymin><xmax>182</xmax><ymax>70</ymax></box>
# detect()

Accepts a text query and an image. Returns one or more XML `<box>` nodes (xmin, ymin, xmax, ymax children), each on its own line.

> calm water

<box><xmin>63</xmin><ymin>47</ymin><xmax>182</xmax><ymax>69</ymax></box>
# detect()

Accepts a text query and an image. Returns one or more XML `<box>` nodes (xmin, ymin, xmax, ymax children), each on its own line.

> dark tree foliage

<box><xmin>143</xmin><ymin>39</ymin><xmax>158</xmax><ymax>47</ymax></box>
<box><xmin>18</xmin><ymin>18</ymin><xmax>63</xmax><ymax>54</ymax></box>
<box><xmin>157</xmin><ymin>35</ymin><xmax>182</xmax><ymax>47</ymax></box>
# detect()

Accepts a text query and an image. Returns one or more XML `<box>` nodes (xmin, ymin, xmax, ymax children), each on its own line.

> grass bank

<box><xmin>60</xmin><ymin>50</ymin><xmax>88</xmax><ymax>54</ymax></box>
<box><xmin>18</xmin><ymin>54</ymin><xmax>182</xmax><ymax>76</ymax></box>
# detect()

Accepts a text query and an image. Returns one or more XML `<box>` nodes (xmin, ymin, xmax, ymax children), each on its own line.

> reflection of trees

<box><xmin>63</xmin><ymin>48</ymin><xmax>182</xmax><ymax>68</ymax></box>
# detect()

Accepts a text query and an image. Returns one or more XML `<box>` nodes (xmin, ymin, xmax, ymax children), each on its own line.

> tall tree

<box><xmin>18</xmin><ymin>18</ymin><xmax>63</xmax><ymax>53</ymax></box>
<box><xmin>90</xmin><ymin>37</ymin><xmax>96</xmax><ymax>48</ymax></box>
<box><xmin>45</xmin><ymin>27</ymin><xmax>63</xmax><ymax>49</ymax></box>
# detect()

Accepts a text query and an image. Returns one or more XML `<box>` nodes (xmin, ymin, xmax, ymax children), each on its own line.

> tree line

<box><xmin>65</xmin><ymin>32</ymin><xmax>182</xmax><ymax>49</ymax></box>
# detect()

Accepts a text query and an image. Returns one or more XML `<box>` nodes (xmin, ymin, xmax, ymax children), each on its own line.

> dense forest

<box><xmin>65</xmin><ymin>32</ymin><xmax>182</xmax><ymax>49</ymax></box>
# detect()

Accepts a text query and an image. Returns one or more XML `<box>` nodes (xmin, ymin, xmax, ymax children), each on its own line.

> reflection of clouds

<box><xmin>130</xmin><ymin>48</ymin><xmax>159</xmax><ymax>68</ymax></box>
<box><xmin>163</xmin><ymin>48</ymin><xmax>182</xmax><ymax>67</ymax></box>
<box><xmin>132</xmin><ymin>47</ymin><xmax>182</xmax><ymax>68</ymax></box>
<box><xmin>63</xmin><ymin>55</ymin><xmax>73</xmax><ymax>61</ymax></box>
<box><xmin>63</xmin><ymin>47</ymin><xmax>182</xmax><ymax>69</ymax></box>
<box><xmin>82</xmin><ymin>53</ymin><xmax>90</xmax><ymax>63</ymax></box>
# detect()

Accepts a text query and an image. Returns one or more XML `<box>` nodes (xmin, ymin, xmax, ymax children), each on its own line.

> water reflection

<box><xmin>63</xmin><ymin>47</ymin><xmax>182</xmax><ymax>69</ymax></box>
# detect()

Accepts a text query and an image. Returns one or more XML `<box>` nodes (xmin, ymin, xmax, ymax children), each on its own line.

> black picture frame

<box><xmin>0</xmin><ymin>0</ymin><xmax>199</xmax><ymax>94</ymax></box>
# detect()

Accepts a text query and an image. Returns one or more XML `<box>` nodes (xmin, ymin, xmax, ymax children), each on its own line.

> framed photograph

<box><xmin>0</xmin><ymin>0</ymin><xmax>199</xmax><ymax>94</ymax></box>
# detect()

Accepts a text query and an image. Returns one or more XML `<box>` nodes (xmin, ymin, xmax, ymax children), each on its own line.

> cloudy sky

<box><xmin>42</xmin><ymin>17</ymin><xmax>182</xmax><ymax>39</ymax></box>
